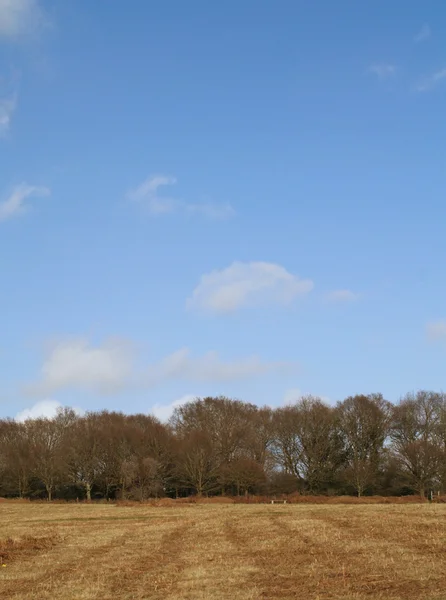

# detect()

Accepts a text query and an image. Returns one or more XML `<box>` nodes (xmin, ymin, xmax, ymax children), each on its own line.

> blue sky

<box><xmin>1</xmin><ymin>1</ymin><xmax>446</xmax><ymax>421</ymax></box>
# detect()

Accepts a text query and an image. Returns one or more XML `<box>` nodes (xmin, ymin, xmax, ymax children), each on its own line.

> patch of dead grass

<box><xmin>1</xmin><ymin>502</ymin><xmax>446</xmax><ymax>599</ymax></box>
<box><xmin>0</xmin><ymin>534</ymin><xmax>61</xmax><ymax>565</ymax></box>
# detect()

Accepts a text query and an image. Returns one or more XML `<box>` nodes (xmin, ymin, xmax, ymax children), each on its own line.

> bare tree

<box><xmin>297</xmin><ymin>396</ymin><xmax>344</xmax><ymax>493</ymax></box>
<box><xmin>272</xmin><ymin>397</ymin><xmax>342</xmax><ymax>493</ymax></box>
<box><xmin>3</xmin><ymin>392</ymin><xmax>446</xmax><ymax>500</ymax></box>
<box><xmin>121</xmin><ymin>456</ymin><xmax>162</xmax><ymax>500</ymax></box>
<box><xmin>171</xmin><ymin>397</ymin><xmax>250</xmax><ymax>463</ymax></box>
<box><xmin>221</xmin><ymin>457</ymin><xmax>266</xmax><ymax>496</ymax></box>
<box><xmin>338</xmin><ymin>394</ymin><xmax>391</xmax><ymax>496</ymax></box>
<box><xmin>175</xmin><ymin>431</ymin><xmax>218</xmax><ymax>496</ymax></box>
<box><xmin>435</xmin><ymin>394</ymin><xmax>446</xmax><ymax>493</ymax></box>
<box><xmin>26</xmin><ymin>409</ymin><xmax>78</xmax><ymax>500</ymax></box>
<box><xmin>391</xmin><ymin>391</ymin><xmax>442</xmax><ymax>497</ymax></box>
<box><xmin>65</xmin><ymin>413</ymin><xmax>106</xmax><ymax>501</ymax></box>
<box><xmin>271</xmin><ymin>405</ymin><xmax>305</xmax><ymax>484</ymax></box>
<box><xmin>0</xmin><ymin>420</ymin><xmax>32</xmax><ymax>497</ymax></box>
<box><xmin>170</xmin><ymin>396</ymin><xmax>266</xmax><ymax>494</ymax></box>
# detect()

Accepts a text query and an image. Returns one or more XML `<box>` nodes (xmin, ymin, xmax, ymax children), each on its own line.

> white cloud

<box><xmin>26</xmin><ymin>338</ymin><xmax>134</xmax><ymax>396</ymax></box>
<box><xmin>27</xmin><ymin>337</ymin><xmax>297</xmax><ymax>396</ymax></box>
<box><xmin>15</xmin><ymin>399</ymin><xmax>84</xmax><ymax>422</ymax></box>
<box><xmin>127</xmin><ymin>175</ymin><xmax>178</xmax><ymax>214</ymax></box>
<box><xmin>127</xmin><ymin>175</ymin><xmax>234</xmax><ymax>220</ymax></box>
<box><xmin>0</xmin><ymin>95</ymin><xmax>16</xmax><ymax>136</ymax></box>
<box><xmin>146</xmin><ymin>348</ymin><xmax>296</xmax><ymax>385</ymax></box>
<box><xmin>369</xmin><ymin>64</ymin><xmax>396</xmax><ymax>78</ymax></box>
<box><xmin>187</xmin><ymin>261</ymin><xmax>313</xmax><ymax>314</ymax></box>
<box><xmin>152</xmin><ymin>394</ymin><xmax>196</xmax><ymax>422</ymax></box>
<box><xmin>416</xmin><ymin>68</ymin><xmax>446</xmax><ymax>92</ymax></box>
<box><xmin>0</xmin><ymin>183</ymin><xmax>50</xmax><ymax>222</ymax></box>
<box><xmin>426</xmin><ymin>320</ymin><xmax>446</xmax><ymax>341</ymax></box>
<box><xmin>326</xmin><ymin>289</ymin><xmax>359</xmax><ymax>303</ymax></box>
<box><xmin>414</xmin><ymin>24</ymin><xmax>431</xmax><ymax>43</ymax></box>
<box><xmin>0</xmin><ymin>0</ymin><xmax>45</xmax><ymax>38</ymax></box>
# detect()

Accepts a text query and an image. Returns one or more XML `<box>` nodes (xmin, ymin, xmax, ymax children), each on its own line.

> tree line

<box><xmin>1</xmin><ymin>391</ymin><xmax>446</xmax><ymax>501</ymax></box>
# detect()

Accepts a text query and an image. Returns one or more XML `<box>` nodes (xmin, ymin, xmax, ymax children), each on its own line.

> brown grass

<box><xmin>0</xmin><ymin>535</ymin><xmax>61</xmax><ymax>565</ymax></box>
<box><xmin>113</xmin><ymin>494</ymin><xmax>433</xmax><ymax>507</ymax></box>
<box><xmin>1</xmin><ymin>501</ymin><xmax>446</xmax><ymax>599</ymax></box>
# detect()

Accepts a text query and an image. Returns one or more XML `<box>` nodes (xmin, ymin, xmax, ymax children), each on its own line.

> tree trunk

<box><xmin>196</xmin><ymin>474</ymin><xmax>203</xmax><ymax>496</ymax></box>
<box><xmin>85</xmin><ymin>482</ymin><xmax>92</xmax><ymax>502</ymax></box>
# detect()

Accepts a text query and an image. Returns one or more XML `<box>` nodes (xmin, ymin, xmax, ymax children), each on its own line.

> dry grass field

<box><xmin>1</xmin><ymin>501</ymin><xmax>446</xmax><ymax>599</ymax></box>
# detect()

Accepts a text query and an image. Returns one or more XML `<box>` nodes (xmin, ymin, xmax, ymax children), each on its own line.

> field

<box><xmin>1</xmin><ymin>501</ymin><xmax>446</xmax><ymax>599</ymax></box>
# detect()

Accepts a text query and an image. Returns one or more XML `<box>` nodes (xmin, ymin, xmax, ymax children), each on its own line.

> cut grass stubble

<box><xmin>1</xmin><ymin>502</ymin><xmax>446</xmax><ymax>599</ymax></box>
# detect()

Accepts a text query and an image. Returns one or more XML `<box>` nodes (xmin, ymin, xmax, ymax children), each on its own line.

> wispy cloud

<box><xmin>426</xmin><ymin>320</ymin><xmax>446</xmax><ymax>341</ymax></box>
<box><xmin>369</xmin><ymin>64</ymin><xmax>396</xmax><ymax>79</ymax></box>
<box><xmin>145</xmin><ymin>348</ymin><xmax>297</xmax><ymax>385</ymax></box>
<box><xmin>25</xmin><ymin>338</ymin><xmax>134</xmax><ymax>396</ymax></box>
<box><xmin>26</xmin><ymin>336</ymin><xmax>295</xmax><ymax>396</ymax></box>
<box><xmin>0</xmin><ymin>183</ymin><xmax>50</xmax><ymax>222</ymax></box>
<box><xmin>127</xmin><ymin>175</ymin><xmax>178</xmax><ymax>214</ymax></box>
<box><xmin>414</xmin><ymin>24</ymin><xmax>431</xmax><ymax>43</ymax></box>
<box><xmin>0</xmin><ymin>94</ymin><xmax>17</xmax><ymax>136</ymax></box>
<box><xmin>187</xmin><ymin>261</ymin><xmax>314</xmax><ymax>314</ymax></box>
<box><xmin>0</xmin><ymin>0</ymin><xmax>46</xmax><ymax>38</ymax></box>
<box><xmin>127</xmin><ymin>175</ymin><xmax>235</xmax><ymax>220</ymax></box>
<box><xmin>326</xmin><ymin>289</ymin><xmax>359</xmax><ymax>303</ymax></box>
<box><xmin>416</xmin><ymin>68</ymin><xmax>446</xmax><ymax>92</ymax></box>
